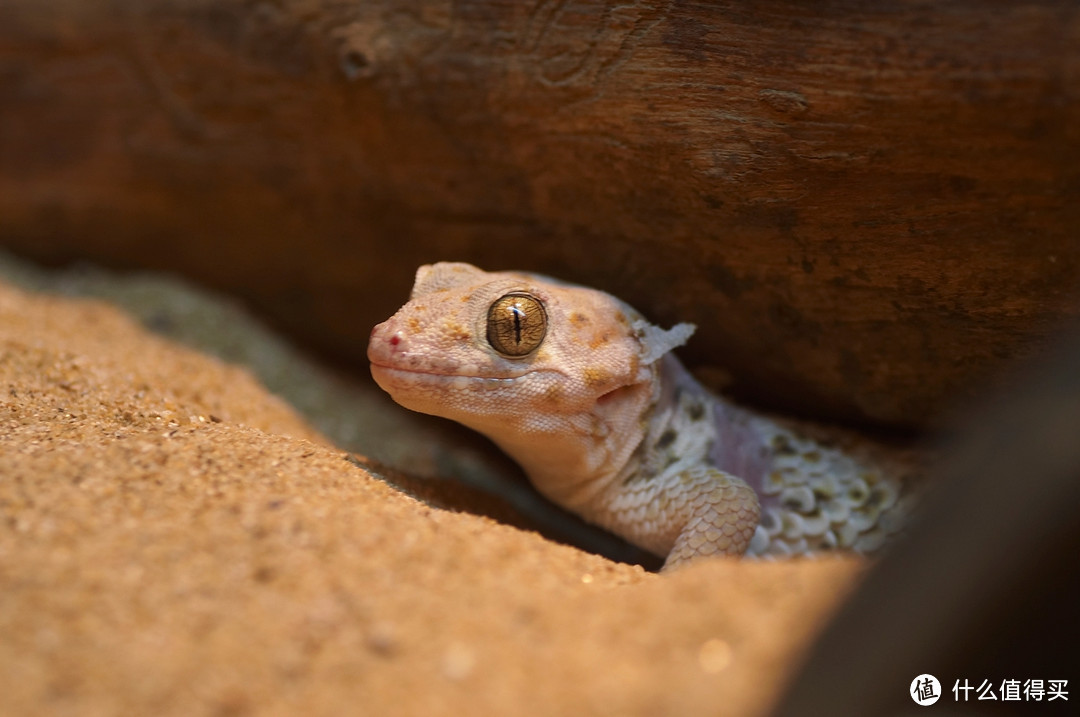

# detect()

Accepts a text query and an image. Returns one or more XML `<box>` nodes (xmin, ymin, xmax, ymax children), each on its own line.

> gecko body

<box><xmin>369</xmin><ymin>263</ymin><xmax>912</xmax><ymax>569</ymax></box>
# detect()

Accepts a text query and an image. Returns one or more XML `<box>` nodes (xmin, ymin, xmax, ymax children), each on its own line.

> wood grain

<box><xmin>2</xmin><ymin>0</ymin><xmax>1078</xmax><ymax>429</ymax></box>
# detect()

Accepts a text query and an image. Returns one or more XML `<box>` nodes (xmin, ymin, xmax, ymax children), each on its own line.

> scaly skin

<box><xmin>368</xmin><ymin>263</ymin><xmax>912</xmax><ymax>570</ymax></box>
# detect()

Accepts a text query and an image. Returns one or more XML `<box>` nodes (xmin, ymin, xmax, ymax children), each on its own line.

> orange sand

<box><xmin>0</xmin><ymin>277</ymin><xmax>863</xmax><ymax>716</ymax></box>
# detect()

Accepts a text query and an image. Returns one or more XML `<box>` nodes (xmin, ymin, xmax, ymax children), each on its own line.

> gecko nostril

<box><xmin>389</xmin><ymin>334</ymin><xmax>401</xmax><ymax>347</ymax></box>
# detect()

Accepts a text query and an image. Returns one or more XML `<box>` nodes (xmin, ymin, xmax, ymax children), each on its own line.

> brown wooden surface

<box><xmin>2</xmin><ymin>0</ymin><xmax>1078</xmax><ymax>429</ymax></box>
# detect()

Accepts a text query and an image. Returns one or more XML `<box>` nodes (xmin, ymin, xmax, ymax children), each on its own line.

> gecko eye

<box><xmin>486</xmin><ymin>292</ymin><xmax>547</xmax><ymax>358</ymax></box>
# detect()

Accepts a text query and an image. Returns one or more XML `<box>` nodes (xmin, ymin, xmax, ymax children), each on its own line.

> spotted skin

<box><xmin>368</xmin><ymin>263</ymin><xmax>913</xmax><ymax>570</ymax></box>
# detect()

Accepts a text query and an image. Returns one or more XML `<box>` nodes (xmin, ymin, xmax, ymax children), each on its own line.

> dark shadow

<box><xmin>771</xmin><ymin>325</ymin><xmax>1080</xmax><ymax>715</ymax></box>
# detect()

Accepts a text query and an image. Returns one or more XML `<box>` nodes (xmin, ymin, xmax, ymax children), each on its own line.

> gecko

<box><xmin>368</xmin><ymin>262</ymin><xmax>915</xmax><ymax>570</ymax></box>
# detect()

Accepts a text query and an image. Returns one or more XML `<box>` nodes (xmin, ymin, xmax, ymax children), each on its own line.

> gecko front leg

<box><xmin>583</xmin><ymin>465</ymin><xmax>761</xmax><ymax>570</ymax></box>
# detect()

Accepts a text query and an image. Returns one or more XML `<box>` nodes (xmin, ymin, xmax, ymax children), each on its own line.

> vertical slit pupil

<box><xmin>512</xmin><ymin>306</ymin><xmax>523</xmax><ymax>343</ymax></box>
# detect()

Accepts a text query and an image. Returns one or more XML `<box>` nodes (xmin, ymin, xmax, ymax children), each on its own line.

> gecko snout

<box><xmin>367</xmin><ymin>320</ymin><xmax>406</xmax><ymax>363</ymax></box>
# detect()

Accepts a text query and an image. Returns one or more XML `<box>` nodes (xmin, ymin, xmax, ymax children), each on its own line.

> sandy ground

<box><xmin>0</xmin><ymin>268</ymin><xmax>865</xmax><ymax>716</ymax></box>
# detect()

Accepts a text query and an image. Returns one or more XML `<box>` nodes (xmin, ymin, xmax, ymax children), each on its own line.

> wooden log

<box><xmin>1</xmin><ymin>0</ymin><xmax>1078</xmax><ymax>429</ymax></box>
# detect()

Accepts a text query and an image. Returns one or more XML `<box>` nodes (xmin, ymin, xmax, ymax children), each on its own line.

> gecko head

<box><xmin>367</xmin><ymin>263</ymin><xmax>694</xmax><ymax>445</ymax></box>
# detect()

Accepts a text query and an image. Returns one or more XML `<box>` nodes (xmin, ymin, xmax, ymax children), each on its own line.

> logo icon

<box><xmin>911</xmin><ymin>674</ymin><xmax>942</xmax><ymax>706</ymax></box>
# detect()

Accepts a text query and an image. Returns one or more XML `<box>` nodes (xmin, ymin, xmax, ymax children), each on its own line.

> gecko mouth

<box><xmin>369</xmin><ymin>362</ymin><xmax>541</xmax><ymax>384</ymax></box>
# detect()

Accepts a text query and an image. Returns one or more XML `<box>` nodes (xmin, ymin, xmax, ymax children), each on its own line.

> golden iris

<box><xmin>486</xmin><ymin>293</ymin><xmax>547</xmax><ymax>357</ymax></box>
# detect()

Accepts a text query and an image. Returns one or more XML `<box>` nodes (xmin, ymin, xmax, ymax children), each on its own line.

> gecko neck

<box><xmin>614</xmin><ymin>356</ymin><xmax>773</xmax><ymax>499</ymax></box>
<box><xmin>483</xmin><ymin>355</ymin><xmax>772</xmax><ymax>512</ymax></box>
<box><xmin>608</xmin><ymin>355</ymin><xmax>723</xmax><ymax>486</ymax></box>
<box><xmin>484</xmin><ymin>366</ymin><xmax>664</xmax><ymax>511</ymax></box>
